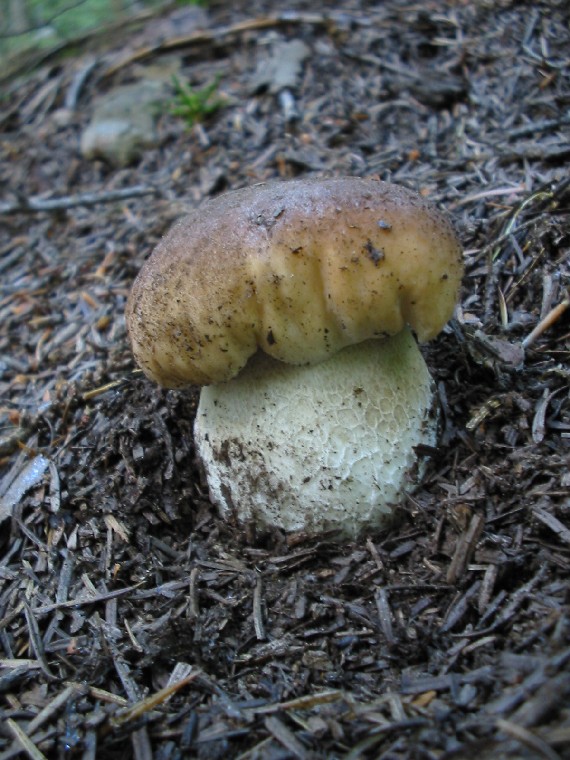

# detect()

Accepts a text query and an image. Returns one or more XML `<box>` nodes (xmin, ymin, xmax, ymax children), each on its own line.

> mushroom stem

<box><xmin>194</xmin><ymin>328</ymin><xmax>438</xmax><ymax>537</ymax></box>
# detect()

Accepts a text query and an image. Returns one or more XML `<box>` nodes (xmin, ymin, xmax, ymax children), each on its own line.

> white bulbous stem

<box><xmin>194</xmin><ymin>328</ymin><xmax>438</xmax><ymax>537</ymax></box>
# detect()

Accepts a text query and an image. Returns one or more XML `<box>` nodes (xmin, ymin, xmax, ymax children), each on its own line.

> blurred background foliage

<box><xmin>0</xmin><ymin>0</ymin><xmax>197</xmax><ymax>60</ymax></box>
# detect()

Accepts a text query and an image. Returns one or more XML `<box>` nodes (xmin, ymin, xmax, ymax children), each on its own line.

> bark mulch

<box><xmin>1</xmin><ymin>1</ymin><xmax>569</xmax><ymax>758</ymax></box>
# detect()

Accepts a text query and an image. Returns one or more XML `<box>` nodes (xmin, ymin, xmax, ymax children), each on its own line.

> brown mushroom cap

<box><xmin>126</xmin><ymin>177</ymin><xmax>463</xmax><ymax>388</ymax></box>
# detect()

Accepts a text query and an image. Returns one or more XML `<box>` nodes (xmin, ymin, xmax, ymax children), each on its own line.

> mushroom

<box><xmin>126</xmin><ymin>177</ymin><xmax>463</xmax><ymax>537</ymax></box>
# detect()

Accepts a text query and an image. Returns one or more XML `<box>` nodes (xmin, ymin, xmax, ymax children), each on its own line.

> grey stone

<box><xmin>80</xmin><ymin>80</ymin><xmax>170</xmax><ymax>167</ymax></box>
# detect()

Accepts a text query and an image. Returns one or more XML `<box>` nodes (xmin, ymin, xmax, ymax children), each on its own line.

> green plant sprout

<box><xmin>177</xmin><ymin>0</ymin><xmax>208</xmax><ymax>6</ymax></box>
<box><xmin>170</xmin><ymin>74</ymin><xmax>224</xmax><ymax>129</ymax></box>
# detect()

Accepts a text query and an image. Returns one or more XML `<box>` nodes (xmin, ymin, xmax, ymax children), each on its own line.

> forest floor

<box><xmin>1</xmin><ymin>1</ymin><xmax>569</xmax><ymax>758</ymax></box>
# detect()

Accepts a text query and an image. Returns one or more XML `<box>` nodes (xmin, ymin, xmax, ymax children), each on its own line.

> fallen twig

<box><xmin>102</xmin><ymin>13</ymin><xmax>333</xmax><ymax>77</ymax></box>
<box><xmin>0</xmin><ymin>185</ymin><xmax>157</xmax><ymax>215</ymax></box>
<box><xmin>522</xmin><ymin>298</ymin><xmax>570</xmax><ymax>349</ymax></box>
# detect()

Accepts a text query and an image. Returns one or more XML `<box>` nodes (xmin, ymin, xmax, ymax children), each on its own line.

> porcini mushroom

<box><xmin>126</xmin><ymin>177</ymin><xmax>463</xmax><ymax>537</ymax></box>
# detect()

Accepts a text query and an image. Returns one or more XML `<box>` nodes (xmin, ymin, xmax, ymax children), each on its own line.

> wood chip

<box><xmin>6</xmin><ymin>719</ymin><xmax>48</xmax><ymax>760</ymax></box>
<box><xmin>264</xmin><ymin>715</ymin><xmax>309</xmax><ymax>760</ymax></box>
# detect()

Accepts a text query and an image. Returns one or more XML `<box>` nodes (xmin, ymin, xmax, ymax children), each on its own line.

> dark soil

<box><xmin>1</xmin><ymin>1</ymin><xmax>569</xmax><ymax>758</ymax></box>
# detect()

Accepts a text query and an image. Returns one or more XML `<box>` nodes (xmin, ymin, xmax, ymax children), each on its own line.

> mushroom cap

<box><xmin>126</xmin><ymin>177</ymin><xmax>463</xmax><ymax>388</ymax></box>
<box><xmin>194</xmin><ymin>328</ymin><xmax>438</xmax><ymax>536</ymax></box>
